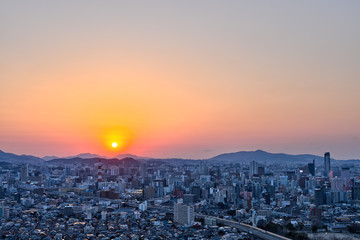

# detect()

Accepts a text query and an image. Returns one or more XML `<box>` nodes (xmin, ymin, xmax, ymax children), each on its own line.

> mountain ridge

<box><xmin>46</xmin><ymin>157</ymin><xmax>140</xmax><ymax>166</ymax></box>
<box><xmin>208</xmin><ymin>149</ymin><xmax>327</xmax><ymax>164</ymax></box>
<box><xmin>0</xmin><ymin>150</ymin><xmax>44</xmax><ymax>165</ymax></box>
<box><xmin>0</xmin><ymin>149</ymin><xmax>359</xmax><ymax>166</ymax></box>
<box><xmin>42</xmin><ymin>153</ymin><xmax>151</xmax><ymax>161</ymax></box>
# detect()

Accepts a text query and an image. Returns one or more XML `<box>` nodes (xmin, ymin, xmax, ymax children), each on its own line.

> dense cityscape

<box><xmin>0</xmin><ymin>151</ymin><xmax>360</xmax><ymax>240</ymax></box>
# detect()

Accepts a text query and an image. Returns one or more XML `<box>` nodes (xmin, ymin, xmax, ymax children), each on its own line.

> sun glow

<box><xmin>100</xmin><ymin>126</ymin><xmax>134</xmax><ymax>153</ymax></box>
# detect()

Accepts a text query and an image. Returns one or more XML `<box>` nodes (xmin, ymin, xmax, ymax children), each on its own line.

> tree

<box><xmin>217</xmin><ymin>222</ymin><xmax>224</xmax><ymax>227</ymax></box>
<box><xmin>286</xmin><ymin>223</ymin><xmax>295</xmax><ymax>231</ymax></box>
<box><xmin>294</xmin><ymin>233</ymin><xmax>309</xmax><ymax>240</ymax></box>
<box><xmin>286</xmin><ymin>231</ymin><xmax>310</xmax><ymax>240</ymax></box>
<box><xmin>195</xmin><ymin>217</ymin><xmax>204</xmax><ymax>224</ymax></box>
<box><xmin>227</xmin><ymin>210</ymin><xmax>236</xmax><ymax>217</ymax></box>
<box><xmin>298</xmin><ymin>222</ymin><xmax>304</xmax><ymax>230</ymax></box>
<box><xmin>265</xmin><ymin>222</ymin><xmax>282</xmax><ymax>234</ymax></box>
<box><xmin>257</xmin><ymin>219</ymin><xmax>267</xmax><ymax>229</ymax></box>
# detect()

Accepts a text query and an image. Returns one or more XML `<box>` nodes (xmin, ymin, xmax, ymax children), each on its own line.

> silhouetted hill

<box><xmin>154</xmin><ymin>158</ymin><xmax>201</xmax><ymax>165</ymax></box>
<box><xmin>43</xmin><ymin>153</ymin><xmax>108</xmax><ymax>160</ymax></box>
<box><xmin>43</xmin><ymin>153</ymin><xmax>151</xmax><ymax>161</ymax></box>
<box><xmin>114</xmin><ymin>153</ymin><xmax>152</xmax><ymax>160</ymax></box>
<box><xmin>42</xmin><ymin>155</ymin><xmax>59</xmax><ymax>161</ymax></box>
<box><xmin>72</xmin><ymin>153</ymin><xmax>108</xmax><ymax>159</ymax></box>
<box><xmin>0</xmin><ymin>150</ymin><xmax>44</xmax><ymax>165</ymax></box>
<box><xmin>47</xmin><ymin>157</ymin><xmax>140</xmax><ymax>166</ymax></box>
<box><xmin>208</xmin><ymin>150</ymin><xmax>327</xmax><ymax>165</ymax></box>
<box><xmin>1</xmin><ymin>149</ymin><xmax>358</xmax><ymax>166</ymax></box>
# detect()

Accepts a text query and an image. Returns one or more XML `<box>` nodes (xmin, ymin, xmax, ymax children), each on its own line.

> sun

<box><xmin>102</xmin><ymin>126</ymin><xmax>133</xmax><ymax>152</ymax></box>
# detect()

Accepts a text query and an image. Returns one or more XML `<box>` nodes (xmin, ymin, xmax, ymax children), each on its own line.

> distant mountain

<box><xmin>72</xmin><ymin>153</ymin><xmax>108</xmax><ymax>159</ymax></box>
<box><xmin>43</xmin><ymin>153</ymin><xmax>108</xmax><ymax>160</ymax></box>
<box><xmin>154</xmin><ymin>158</ymin><xmax>201</xmax><ymax>165</ymax></box>
<box><xmin>208</xmin><ymin>150</ymin><xmax>327</xmax><ymax>165</ymax></box>
<box><xmin>2</xmin><ymin>149</ymin><xmax>359</xmax><ymax>167</ymax></box>
<box><xmin>0</xmin><ymin>150</ymin><xmax>44</xmax><ymax>165</ymax></box>
<box><xmin>114</xmin><ymin>153</ymin><xmax>152</xmax><ymax>160</ymax></box>
<box><xmin>43</xmin><ymin>153</ymin><xmax>151</xmax><ymax>161</ymax></box>
<box><xmin>42</xmin><ymin>155</ymin><xmax>60</xmax><ymax>161</ymax></box>
<box><xmin>47</xmin><ymin>157</ymin><xmax>140</xmax><ymax>166</ymax></box>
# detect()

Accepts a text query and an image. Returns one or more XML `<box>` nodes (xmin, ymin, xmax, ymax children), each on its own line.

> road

<box><xmin>196</xmin><ymin>214</ymin><xmax>290</xmax><ymax>240</ymax></box>
<box><xmin>126</xmin><ymin>202</ymin><xmax>291</xmax><ymax>240</ymax></box>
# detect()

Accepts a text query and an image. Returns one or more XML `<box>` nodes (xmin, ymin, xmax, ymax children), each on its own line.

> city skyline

<box><xmin>2</xmin><ymin>2</ymin><xmax>360</xmax><ymax>239</ymax></box>
<box><xmin>1</xmin><ymin>1</ymin><xmax>360</xmax><ymax>160</ymax></box>
<box><xmin>0</xmin><ymin>143</ymin><xmax>359</xmax><ymax>239</ymax></box>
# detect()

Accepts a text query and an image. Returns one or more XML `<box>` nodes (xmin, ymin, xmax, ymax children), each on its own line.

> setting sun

<box><xmin>100</xmin><ymin>126</ymin><xmax>133</xmax><ymax>153</ymax></box>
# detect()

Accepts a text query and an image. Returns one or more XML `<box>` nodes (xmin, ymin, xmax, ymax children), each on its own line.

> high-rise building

<box><xmin>352</xmin><ymin>180</ymin><xmax>360</xmax><ymax>200</ymax></box>
<box><xmin>249</xmin><ymin>161</ymin><xmax>258</xmax><ymax>177</ymax></box>
<box><xmin>341</xmin><ymin>167</ymin><xmax>351</xmax><ymax>188</ymax></box>
<box><xmin>280</xmin><ymin>176</ymin><xmax>288</xmax><ymax>187</ymax></box>
<box><xmin>110</xmin><ymin>167</ymin><xmax>119</xmax><ymax>176</ymax></box>
<box><xmin>140</xmin><ymin>163</ymin><xmax>147</xmax><ymax>178</ymax></box>
<box><xmin>264</xmin><ymin>192</ymin><xmax>271</xmax><ymax>205</ymax></box>
<box><xmin>252</xmin><ymin>182</ymin><xmax>261</xmax><ymax>199</ymax></box>
<box><xmin>314</xmin><ymin>187</ymin><xmax>325</xmax><ymax>205</ymax></box>
<box><xmin>153</xmin><ymin>179</ymin><xmax>165</xmax><ymax>198</ymax></box>
<box><xmin>308</xmin><ymin>159</ymin><xmax>315</xmax><ymax>176</ymax></box>
<box><xmin>324</xmin><ymin>152</ymin><xmax>331</xmax><ymax>176</ymax></box>
<box><xmin>190</xmin><ymin>185</ymin><xmax>201</xmax><ymax>201</ymax></box>
<box><xmin>20</xmin><ymin>165</ymin><xmax>28</xmax><ymax>182</ymax></box>
<box><xmin>258</xmin><ymin>166</ymin><xmax>265</xmax><ymax>176</ymax></box>
<box><xmin>173</xmin><ymin>200</ymin><xmax>194</xmax><ymax>225</ymax></box>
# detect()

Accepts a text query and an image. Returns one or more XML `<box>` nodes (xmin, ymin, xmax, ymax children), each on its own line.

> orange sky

<box><xmin>1</xmin><ymin>1</ymin><xmax>360</xmax><ymax>159</ymax></box>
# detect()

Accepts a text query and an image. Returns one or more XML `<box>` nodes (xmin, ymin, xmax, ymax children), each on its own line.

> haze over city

<box><xmin>3</xmin><ymin>2</ymin><xmax>360</xmax><ymax>240</ymax></box>
<box><xmin>1</xmin><ymin>1</ymin><xmax>360</xmax><ymax>160</ymax></box>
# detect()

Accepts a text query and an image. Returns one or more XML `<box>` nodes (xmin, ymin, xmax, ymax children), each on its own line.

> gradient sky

<box><xmin>1</xmin><ymin>1</ymin><xmax>360</xmax><ymax>159</ymax></box>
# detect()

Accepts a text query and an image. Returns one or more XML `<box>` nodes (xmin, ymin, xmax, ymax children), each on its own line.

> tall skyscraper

<box><xmin>308</xmin><ymin>159</ymin><xmax>315</xmax><ymax>176</ymax></box>
<box><xmin>352</xmin><ymin>180</ymin><xmax>360</xmax><ymax>200</ymax></box>
<box><xmin>258</xmin><ymin>166</ymin><xmax>265</xmax><ymax>176</ymax></box>
<box><xmin>20</xmin><ymin>164</ymin><xmax>28</xmax><ymax>182</ymax></box>
<box><xmin>324</xmin><ymin>152</ymin><xmax>331</xmax><ymax>177</ymax></box>
<box><xmin>140</xmin><ymin>162</ymin><xmax>147</xmax><ymax>179</ymax></box>
<box><xmin>249</xmin><ymin>161</ymin><xmax>258</xmax><ymax>177</ymax></box>
<box><xmin>174</xmin><ymin>200</ymin><xmax>194</xmax><ymax>225</ymax></box>
<box><xmin>314</xmin><ymin>187</ymin><xmax>325</xmax><ymax>205</ymax></box>
<box><xmin>190</xmin><ymin>185</ymin><xmax>201</xmax><ymax>201</ymax></box>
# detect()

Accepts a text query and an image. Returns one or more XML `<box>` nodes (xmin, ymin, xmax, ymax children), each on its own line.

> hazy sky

<box><xmin>1</xmin><ymin>1</ymin><xmax>360</xmax><ymax>159</ymax></box>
